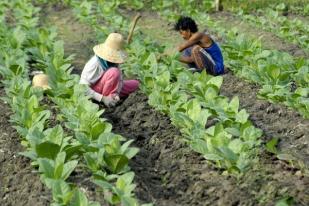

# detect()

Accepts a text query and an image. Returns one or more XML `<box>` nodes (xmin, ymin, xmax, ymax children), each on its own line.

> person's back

<box><xmin>202</xmin><ymin>37</ymin><xmax>224</xmax><ymax>74</ymax></box>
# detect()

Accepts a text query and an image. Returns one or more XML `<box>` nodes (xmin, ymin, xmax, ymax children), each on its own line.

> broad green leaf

<box><xmin>218</xmin><ymin>146</ymin><xmax>238</xmax><ymax>162</ymax></box>
<box><xmin>64</xmin><ymin>144</ymin><xmax>84</xmax><ymax>160</ymax></box>
<box><xmin>156</xmin><ymin>71</ymin><xmax>170</xmax><ymax>88</ymax></box>
<box><xmin>9</xmin><ymin>64</ymin><xmax>23</xmax><ymax>75</ymax></box>
<box><xmin>54</xmin><ymin>40</ymin><xmax>65</xmax><ymax>58</ymax></box>
<box><xmin>295</xmin><ymin>88</ymin><xmax>308</xmax><ymax>97</ymax></box>
<box><xmin>35</xmin><ymin>142</ymin><xmax>61</xmax><ymax>160</ymax></box>
<box><xmin>206</xmin><ymin>125</ymin><xmax>216</xmax><ymax>136</ymax></box>
<box><xmin>256</xmin><ymin>50</ymin><xmax>271</xmax><ymax>59</ymax></box>
<box><xmin>275</xmin><ymin>196</ymin><xmax>294</xmax><ymax>206</ymax></box>
<box><xmin>125</xmin><ymin>148</ymin><xmax>139</xmax><ymax>159</ymax></box>
<box><xmin>225</xmin><ymin>127</ymin><xmax>240</xmax><ymax>137</ymax></box>
<box><xmin>92</xmin><ymin>179</ymin><xmax>114</xmax><ymax>190</ymax></box>
<box><xmin>235</xmin><ymin>109</ymin><xmax>249</xmax><ymax>124</ymax></box>
<box><xmin>84</xmin><ymin>153</ymin><xmax>98</xmax><ymax>171</ymax></box>
<box><xmin>121</xmin><ymin>197</ymin><xmax>139</xmax><ymax>206</ymax></box>
<box><xmin>19</xmin><ymin>151</ymin><xmax>37</xmax><ymax>160</ymax></box>
<box><xmin>266</xmin><ymin>137</ymin><xmax>279</xmax><ymax>154</ymax></box>
<box><xmin>204</xmin><ymin>86</ymin><xmax>219</xmax><ymax>101</ymax></box>
<box><xmin>52</xmin><ymin>180</ymin><xmax>73</xmax><ymax>204</ymax></box>
<box><xmin>44</xmin><ymin>125</ymin><xmax>64</xmax><ymax>145</ymax></box>
<box><xmin>69</xmin><ymin>189</ymin><xmax>88</xmax><ymax>206</ymax></box>
<box><xmin>118</xmin><ymin>172</ymin><xmax>135</xmax><ymax>186</ymax></box>
<box><xmin>207</xmin><ymin>76</ymin><xmax>223</xmax><ymax>89</ymax></box>
<box><xmin>190</xmin><ymin>139</ymin><xmax>208</xmax><ymax>154</ymax></box>
<box><xmin>54</xmin><ymin>152</ymin><xmax>66</xmax><ymax>179</ymax></box>
<box><xmin>187</xmin><ymin>99</ymin><xmax>211</xmax><ymax>125</ymax></box>
<box><xmin>105</xmin><ymin>154</ymin><xmax>129</xmax><ymax>173</ymax></box>
<box><xmin>144</xmin><ymin>76</ymin><xmax>154</xmax><ymax>89</ymax></box>
<box><xmin>236</xmin><ymin>154</ymin><xmax>250</xmax><ymax>172</ymax></box>
<box><xmin>38</xmin><ymin>158</ymin><xmax>54</xmax><ymax>178</ymax></box>
<box><xmin>268</xmin><ymin>65</ymin><xmax>281</xmax><ymax>80</ymax></box>
<box><xmin>91</xmin><ymin>122</ymin><xmax>105</xmax><ymax>139</ymax></box>
<box><xmin>121</xmin><ymin>140</ymin><xmax>134</xmax><ymax>153</ymax></box>
<box><xmin>229</xmin><ymin>96</ymin><xmax>239</xmax><ymax>113</ymax></box>
<box><xmin>228</xmin><ymin>139</ymin><xmax>243</xmax><ymax>153</ymax></box>
<box><xmin>76</xmin><ymin>133</ymin><xmax>91</xmax><ymax>145</ymax></box>
<box><xmin>203</xmin><ymin>153</ymin><xmax>223</xmax><ymax>161</ymax></box>
<box><xmin>62</xmin><ymin>160</ymin><xmax>78</xmax><ymax>180</ymax></box>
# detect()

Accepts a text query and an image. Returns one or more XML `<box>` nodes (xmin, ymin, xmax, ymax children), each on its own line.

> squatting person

<box><xmin>80</xmin><ymin>33</ymin><xmax>139</xmax><ymax>107</ymax></box>
<box><xmin>174</xmin><ymin>16</ymin><xmax>225</xmax><ymax>75</ymax></box>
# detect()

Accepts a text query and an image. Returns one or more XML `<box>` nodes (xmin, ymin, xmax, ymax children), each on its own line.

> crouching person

<box><xmin>174</xmin><ymin>16</ymin><xmax>225</xmax><ymax>75</ymax></box>
<box><xmin>80</xmin><ymin>33</ymin><xmax>139</xmax><ymax>107</ymax></box>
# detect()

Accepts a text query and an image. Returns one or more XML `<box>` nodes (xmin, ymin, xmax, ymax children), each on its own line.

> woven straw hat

<box><xmin>32</xmin><ymin>74</ymin><xmax>51</xmax><ymax>90</ymax></box>
<box><xmin>93</xmin><ymin>33</ymin><xmax>127</xmax><ymax>64</ymax></box>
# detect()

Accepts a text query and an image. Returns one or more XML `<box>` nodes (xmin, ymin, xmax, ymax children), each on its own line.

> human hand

<box><xmin>111</xmin><ymin>94</ymin><xmax>120</xmax><ymax>102</ymax></box>
<box><xmin>101</xmin><ymin>95</ymin><xmax>119</xmax><ymax>107</ymax></box>
<box><xmin>177</xmin><ymin>45</ymin><xmax>183</xmax><ymax>52</ymax></box>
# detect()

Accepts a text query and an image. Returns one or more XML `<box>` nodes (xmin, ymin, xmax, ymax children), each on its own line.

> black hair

<box><xmin>174</xmin><ymin>16</ymin><xmax>198</xmax><ymax>33</ymax></box>
<box><xmin>106</xmin><ymin>61</ymin><xmax>118</xmax><ymax>68</ymax></box>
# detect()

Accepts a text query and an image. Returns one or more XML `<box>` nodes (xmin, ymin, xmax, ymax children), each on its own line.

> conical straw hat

<box><xmin>32</xmin><ymin>74</ymin><xmax>51</xmax><ymax>90</ymax></box>
<box><xmin>93</xmin><ymin>33</ymin><xmax>127</xmax><ymax>64</ymax></box>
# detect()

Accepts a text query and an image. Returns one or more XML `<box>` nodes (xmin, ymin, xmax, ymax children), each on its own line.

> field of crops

<box><xmin>0</xmin><ymin>0</ymin><xmax>308</xmax><ymax>205</ymax></box>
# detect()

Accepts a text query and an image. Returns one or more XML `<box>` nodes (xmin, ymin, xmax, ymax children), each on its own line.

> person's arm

<box><xmin>179</xmin><ymin>55</ymin><xmax>193</xmax><ymax>64</ymax></box>
<box><xmin>178</xmin><ymin>32</ymin><xmax>203</xmax><ymax>52</ymax></box>
<box><xmin>85</xmin><ymin>87</ymin><xmax>103</xmax><ymax>102</ymax></box>
<box><xmin>80</xmin><ymin>56</ymin><xmax>104</xmax><ymax>102</ymax></box>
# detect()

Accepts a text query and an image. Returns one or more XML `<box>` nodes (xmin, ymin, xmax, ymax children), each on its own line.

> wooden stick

<box><xmin>127</xmin><ymin>13</ymin><xmax>142</xmax><ymax>44</ymax></box>
<box><xmin>215</xmin><ymin>0</ymin><xmax>223</xmax><ymax>11</ymax></box>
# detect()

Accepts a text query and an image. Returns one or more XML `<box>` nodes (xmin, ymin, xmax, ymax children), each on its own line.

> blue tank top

<box><xmin>204</xmin><ymin>42</ymin><xmax>224</xmax><ymax>74</ymax></box>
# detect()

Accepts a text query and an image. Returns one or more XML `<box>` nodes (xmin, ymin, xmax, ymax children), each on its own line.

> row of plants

<box><xmin>66</xmin><ymin>0</ymin><xmax>263</xmax><ymax>173</ymax></box>
<box><xmin>224</xmin><ymin>1</ymin><xmax>309</xmax><ymax>16</ymax></box>
<box><xmin>219</xmin><ymin>29</ymin><xmax>309</xmax><ymax>119</ymax></box>
<box><xmin>0</xmin><ymin>0</ymin><xmax>149</xmax><ymax>205</ymax></box>
<box><xmin>272</xmin><ymin>3</ymin><xmax>309</xmax><ymax>16</ymax></box>
<box><xmin>237</xmin><ymin>7</ymin><xmax>309</xmax><ymax>53</ymax></box>
<box><xmin>288</xmin><ymin>4</ymin><xmax>309</xmax><ymax>15</ymax></box>
<box><xmin>0</xmin><ymin>1</ymin><xmax>91</xmax><ymax>205</ymax></box>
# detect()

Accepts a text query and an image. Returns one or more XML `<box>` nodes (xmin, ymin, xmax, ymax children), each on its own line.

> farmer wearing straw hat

<box><xmin>79</xmin><ymin>33</ymin><xmax>139</xmax><ymax>107</ymax></box>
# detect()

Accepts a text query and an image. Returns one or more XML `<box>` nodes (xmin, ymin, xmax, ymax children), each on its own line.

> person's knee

<box><xmin>192</xmin><ymin>45</ymin><xmax>202</xmax><ymax>54</ymax></box>
<box><xmin>183</xmin><ymin>46</ymin><xmax>193</xmax><ymax>56</ymax></box>
<box><xmin>105</xmin><ymin>67</ymin><xmax>120</xmax><ymax>79</ymax></box>
<box><xmin>133</xmin><ymin>80</ymin><xmax>140</xmax><ymax>89</ymax></box>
